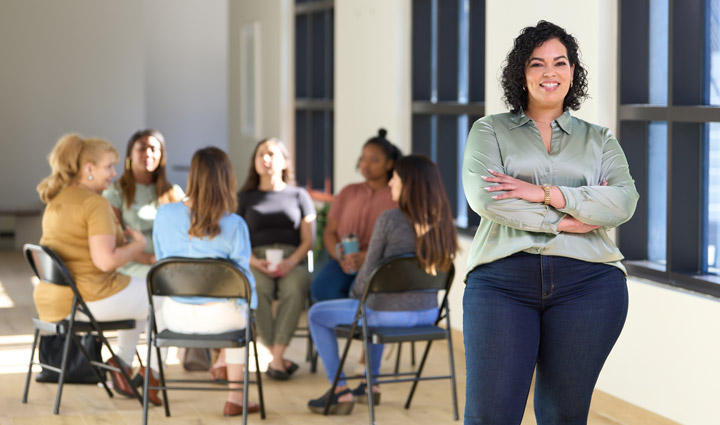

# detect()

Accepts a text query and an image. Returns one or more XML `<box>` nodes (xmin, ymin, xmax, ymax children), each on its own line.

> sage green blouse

<box><xmin>102</xmin><ymin>182</ymin><xmax>185</xmax><ymax>278</ymax></box>
<box><xmin>461</xmin><ymin>110</ymin><xmax>639</xmax><ymax>280</ymax></box>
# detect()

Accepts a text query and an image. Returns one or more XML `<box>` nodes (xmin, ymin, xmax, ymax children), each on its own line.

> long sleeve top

<box><xmin>461</xmin><ymin>110</ymin><xmax>639</xmax><ymax>280</ymax></box>
<box><xmin>152</xmin><ymin>202</ymin><xmax>257</xmax><ymax>309</ymax></box>
<box><xmin>350</xmin><ymin>208</ymin><xmax>438</xmax><ymax>311</ymax></box>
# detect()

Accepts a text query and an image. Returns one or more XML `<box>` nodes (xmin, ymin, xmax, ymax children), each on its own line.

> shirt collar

<box><xmin>510</xmin><ymin>109</ymin><xmax>573</xmax><ymax>135</ymax></box>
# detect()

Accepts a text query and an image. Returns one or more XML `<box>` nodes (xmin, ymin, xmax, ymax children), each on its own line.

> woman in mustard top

<box><xmin>461</xmin><ymin>21</ymin><xmax>639</xmax><ymax>424</ymax></box>
<box><xmin>35</xmin><ymin>134</ymin><xmax>163</xmax><ymax>406</ymax></box>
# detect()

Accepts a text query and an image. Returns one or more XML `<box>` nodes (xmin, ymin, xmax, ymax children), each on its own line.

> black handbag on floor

<box><xmin>35</xmin><ymin>334</ymin><xmax>103</xmax><ymax>384</ymax></box>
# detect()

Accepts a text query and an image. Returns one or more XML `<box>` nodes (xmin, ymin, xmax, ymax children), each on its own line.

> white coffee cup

<box><xmin>265</xmin><ymin>248</ymin><xmax>284</xmax><ymax>271</ymax></box>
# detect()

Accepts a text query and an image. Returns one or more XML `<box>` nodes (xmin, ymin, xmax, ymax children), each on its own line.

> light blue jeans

<box><xmin>308</xmin><ymin>298</ymin><xmax>437</xmax><ymax>386</ymax></box>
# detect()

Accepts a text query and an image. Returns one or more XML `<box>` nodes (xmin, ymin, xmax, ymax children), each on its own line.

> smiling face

<box><xmin>524</xmin><ymin>38</ymin><xmax>575</xmax><ymax>112</ymax></box>
<box><xmin>131</xmin><ymin>135</ymin><xmax>163</xmax><ymax>175</ymax></box>
<box><xmin>254</xmin><ymin>140</ymin><xmax>287</xmax><ymax>178</ymax></box>
<box><xmin>86</xmin><ymin>152</ymin><xmax>117</xmax><ymax>193</ymax></box>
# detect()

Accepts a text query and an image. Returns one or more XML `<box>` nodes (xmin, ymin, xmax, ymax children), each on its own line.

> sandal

<box><xmin>307</xmin><ymin>388</ymin><xmax>354</xmax><ymax>415</ymax></box>
<box><xmin>351</xmin><ymin>382</ymin><xmax>381</xmax><ymax>405</ymax></box>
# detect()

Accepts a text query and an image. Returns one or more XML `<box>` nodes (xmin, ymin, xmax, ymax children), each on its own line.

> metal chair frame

<box><xmin>21</xmin><ymin>243</ymin><xmax>142</xmax><ymax>414</ymax></box>
<box><xmin>143</xmin><ymin>257</ymin><xmax>266</xmax><ymax>425</ymax></box>
<box><xmin>324</xmin><ymin>253</ymin><xmax>459</xmax><ymax>423</ymax></box>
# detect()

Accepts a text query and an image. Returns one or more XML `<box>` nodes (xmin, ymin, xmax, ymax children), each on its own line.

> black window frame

<box><xmin>410</xmin><ymin>0</ymin><xmax>485</xmax><ymax>233</ymax></box>
<box><xmin>295</xmin><ymin>0</ymin><xmax>334</xmax><ymax>194</ymax></box>
<box><xmin>618</xmin><ymin>0</ymin><xmax>720</xmax><ymax>297</ymax></box>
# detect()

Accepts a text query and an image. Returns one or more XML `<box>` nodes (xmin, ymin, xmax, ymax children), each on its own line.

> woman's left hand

<box><xmin>274</xmin><ymin>257</ymin><xmax>298</xmax><ymax>277</ymax></box>
<box><xmin>482</xmin><ymin>170</ymin><xmax>544</xmax><ymax>203</ymax></box>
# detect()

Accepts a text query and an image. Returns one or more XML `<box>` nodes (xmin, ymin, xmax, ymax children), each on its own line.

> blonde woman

<box><xmin>153</xmin><ymin>147</ymin><xmax>259</xmax><ymax>416</ymax></box>
<box><xmin>34</xmin><ymin>134</ymin><xmax>163</xmax><ymax>406</ymax></box>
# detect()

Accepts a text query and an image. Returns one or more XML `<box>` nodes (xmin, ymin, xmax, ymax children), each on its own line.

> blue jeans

<box><xmin>308</xmin><ymin>298</ymin><xmax>437</xmax><ymax>386</ymax></box>
<box><xmin>463</xmin><ymin>252</ymin><xmax>628</xmax><ymax>425</ymax></box>
<box><xmin>310</xmin><ymin>258</ymin><xmax>356</xmax><ymax>302</ymax></box>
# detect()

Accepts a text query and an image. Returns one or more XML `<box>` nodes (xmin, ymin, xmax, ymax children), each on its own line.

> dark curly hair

<box><xmin>501</xmin><ymin>20</ymin><xmax>588</xmax><ymax>113</ymax></box>
<box><xmin>360</xmin><ymin>128</ymin><xmax>402</xmax><ymax>181</ymax></box>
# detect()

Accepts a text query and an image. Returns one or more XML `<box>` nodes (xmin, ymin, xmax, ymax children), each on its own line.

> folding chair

<box><xmin>326</xmin><ymin>254</ymin><xmax>459</xmax><ymax>423</ymax></box>
<box><xmin>21</xmin><ymin>243</ymin><xmax>142</xmax><ymax>414</ymax></box>
<box><xmin>143</xmin><ymin>257</ymin><xmax>266</xmax><ymax>425</ymax></box>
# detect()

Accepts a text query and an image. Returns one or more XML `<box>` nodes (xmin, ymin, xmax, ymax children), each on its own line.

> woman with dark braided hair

<box><xmin>461</xmin><ymin>21</ymin><xmax>639</xmax><ymax>424</ymax></box>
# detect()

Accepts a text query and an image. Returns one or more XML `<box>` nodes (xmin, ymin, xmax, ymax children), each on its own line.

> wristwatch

<box><xmin>542</xmin><ymin>184</ymin><xmax>552</xmax><ymax>206</ymax></box>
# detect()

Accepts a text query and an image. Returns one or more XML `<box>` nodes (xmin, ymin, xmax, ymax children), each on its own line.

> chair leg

<box><xmin>22</xmin><ymin>328</ymin><xmax>40</xmax><ymax>404</ymax></box>
<box><xmin>446</xmin><ymin>332</ymin><xmax>459</xmax><ymax>420</ymax></box>
<box><xmin>52</xmin><ymin>329</ymin><xmax>75</xmax><ymax>414</ymax></box>
<box><xmin>72</xmin><ymin>333</ymin><xmax>112</xmax><ymax>398</ymax></box>
<box><xmin>394</xmin><ymin>342</ymin><xmax>402</xmax><ymax>374</ymax></box>
<box><xmin>361</xmin><ymin>330</ymin><xmax>376</xmax><ymax>425</ymax></box>
<box><xmin>142</xmin><ymin>336</ymin><xmax>152</xmax><ymax>425</ymax></box>
<box><xmin>411</xmin><ymin>341</ymin><xmax>416</xmax><ymax>366</ymax></box>
<box><xmin>156</xmin><ymin>346</ymin><xmax>170</xmax><ymax>417</ymax></box>
<box><xmin>404</xmin><ymin>340</ymin><xmax>433</xmax><ymax>410</ymax></box>
<box><xmin>324</xmin><ymin>333</ymin><xmax>354</xmax><ymax>415</ymax></box>
<box><xmin>253</xmin><ymin>339</ymin><xmax>266</xmax><ymax>419</ymax></box>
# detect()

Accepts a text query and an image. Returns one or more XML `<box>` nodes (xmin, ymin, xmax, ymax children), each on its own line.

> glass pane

<box><xmin>707</xmin><ymin>123</ymin><xmax>720</xmax><ymax>273</ymax></box>
<box><xmin>707</xmin><ymin>0</ymin><xmax>720</xmax><ymax>104</ymax></box>
<box><xmin>648</xmin><ymin>0</ymin><xmax>668</xmax><ymax>105</ymax></box>
<box><xmin>647</xmin><ymin>121</ymin><xmax>667</xmax><ymax>263</ymax></box>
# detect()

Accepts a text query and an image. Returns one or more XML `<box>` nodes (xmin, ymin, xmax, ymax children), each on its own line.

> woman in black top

<box><xmin>238</xmin><ymin>138</ymin><xmax>316</xmax><ymax>380</ymax></box>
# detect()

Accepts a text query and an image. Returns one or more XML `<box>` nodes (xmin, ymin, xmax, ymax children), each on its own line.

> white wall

<box><xmin>143</xmin><ymin>0</ymin><xmax>229</xmax><ymax>190</ymax></box>
<box><xmin>0</xmin><ymin>0</ymin><xmax>229</xmax><ymax>214</ymax></box>
<box><xmin>229</xmin><ymin>0</ymin><xmax>293</xmax><ymax>186</ymax></box>
<box><xmin>334</xmin><ymin>0</ymin><xmax>412</xmax><ymax>191</ymax></box>
<box><xmin>0</xmin><ymin>0</ymin><xmax>145</xmax><ymax>212</ymax></box>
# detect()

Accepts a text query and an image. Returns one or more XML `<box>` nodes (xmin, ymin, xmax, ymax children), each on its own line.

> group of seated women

<box><xmin>32</xmin><ymin>127</ymin><xmax>457</xmax><ymax>417</ymax></box>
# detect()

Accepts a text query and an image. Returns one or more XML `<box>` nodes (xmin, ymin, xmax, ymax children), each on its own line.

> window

<box><xmin>295</xmin><ymin>0</ymin><xmax>334</xmax><ymax>193</ymax></box>
<box><xmin>411</xmin><ymin>0</ymin><xmax>485</xmax><ymax>230</ymax></box>
<box><xmin>618</xmin><ymin>0</ymin><xmax>720</xmax><ymax>296</ymax></box>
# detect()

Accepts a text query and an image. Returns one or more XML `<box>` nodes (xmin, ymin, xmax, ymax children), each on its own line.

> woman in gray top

<box><xmin>306</xmin><ymin>154</ymin><xmax>458</xmax><ymax>415</ymax></box>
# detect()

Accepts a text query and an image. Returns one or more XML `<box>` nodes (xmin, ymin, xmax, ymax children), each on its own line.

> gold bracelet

<box><xmin>543</xmin><ymin>185</ymin><xmax>552</xmax><ymax>206</ymax></box>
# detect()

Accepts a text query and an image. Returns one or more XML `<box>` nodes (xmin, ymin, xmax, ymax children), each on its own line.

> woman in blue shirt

<box><xmin>153</xmin><ymin>147</ymin><xmax>259</xmax><ymax>417</ymax></box>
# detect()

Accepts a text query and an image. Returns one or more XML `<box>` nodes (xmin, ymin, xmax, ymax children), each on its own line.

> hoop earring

<box><xmin>125</xmin><ymin>157</ymin><xmax>131</xmax><ymax>170</ymax></box>
<box><xmin>522</xmin><ymin>86</ymin><xmax>527</xmax><ymax>91</ymax></box>
<box><xmin>570</xmin><ymin>81</ymin><xmax>574</xmax><ymax>88</ymax></box>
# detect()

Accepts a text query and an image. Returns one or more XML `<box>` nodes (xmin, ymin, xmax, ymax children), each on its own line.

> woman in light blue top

<box><xmin>461</xmin><ymin>21</ymin><xmax>639</xmax><ymax>425</ymax></box>
<box><xmin>153</xmin><ymin>147</ymin><xmax>259</xmax><ymax>416</ymax></box>
<box><xmin>103</xmin><ymin>129</ymin><xmax>184</xmax><ymax>278</ymax></box>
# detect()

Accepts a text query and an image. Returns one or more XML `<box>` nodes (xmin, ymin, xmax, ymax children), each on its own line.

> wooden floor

<box><xmin>0</xmin><ymin>250</ymin><xmax>678</xmax><ymax>425</ymax></box>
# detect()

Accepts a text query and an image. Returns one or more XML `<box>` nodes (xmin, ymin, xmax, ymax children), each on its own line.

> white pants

<box><xmin>163</xmin><ymin>298</ymin><xmax>248</xmax><ymax>364</ymax></box>
<box><xmin>75</xmin><ymin>276</ymin><xmax>165</xmax><ymax>371</ymax></box>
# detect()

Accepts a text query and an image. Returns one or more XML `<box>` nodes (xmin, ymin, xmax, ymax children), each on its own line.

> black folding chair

<box><xmin>326</xmin><ymin>254</ymin><xmax>459</xmax><ymax>423</ymax></box>
<box><xmin>143</xmin><ymin>257</ymin><xmax>266</xmax><ymax>425</ymax></box>
<box><xmin>21</xmin><ymin>243</ymin><xmax>142</xmax><ymax>414</ymax></box>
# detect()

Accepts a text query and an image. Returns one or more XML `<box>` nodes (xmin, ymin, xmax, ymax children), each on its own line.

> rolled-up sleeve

<box><xmin>557</xmin><ymin>134</ymin><xmax>639</xmax><ymax>227</ymax></box>
<box><xmin>462</xmin><ymin>116</ymin><xmax>566</xmax><ymax>234</ymax></box>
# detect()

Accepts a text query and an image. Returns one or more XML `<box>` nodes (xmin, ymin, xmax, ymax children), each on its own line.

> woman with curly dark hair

<box><xmin>461</xmin><ymin>21</ymin><xmax>639</xmax><ymax>424</ymax></box>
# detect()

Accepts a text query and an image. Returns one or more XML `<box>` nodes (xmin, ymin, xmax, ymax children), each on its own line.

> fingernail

<box><xmin>484</xmin><ymin>187</ymin><xmax>491</xmax><ymax>191</ymax></box>
<box><xmin>481</xmin><ymin>175</ymin><xmax>488</xmax><ymax>180</ymax></box>
<box><xmin>492</xmin><ymin>195</ymin><xmax>498</xmax><ymax>199</ymax></box>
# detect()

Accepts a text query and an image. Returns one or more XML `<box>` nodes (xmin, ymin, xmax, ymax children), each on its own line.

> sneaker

<box><xmin>351</xmin><ymin>382</ymin><xmax>381</xmax><ymax>405</ymax></box>
<box><xmin>307</xmin><ymin>388</ymin><xmax>354</xmax><ymax>415</ymax></box>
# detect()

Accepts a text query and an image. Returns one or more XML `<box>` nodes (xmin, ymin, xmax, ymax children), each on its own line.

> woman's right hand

<box><xmin>250</xmin><ymin>256</ymin><xmax>276</xmax><ymax>277</ymax></box>
<box><xmin>124</xmin><ymin>227</ymin><xmax>146</xmax><ymax>246</ymax></box>
<box><xmin>557</xmin><ymin>216</ymin><xmax>601</xmax><ymax>233</ymax></box>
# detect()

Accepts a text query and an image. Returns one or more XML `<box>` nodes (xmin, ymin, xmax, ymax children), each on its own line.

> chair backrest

<box><xmin>23</xmin><ymin>243</ymin><xmax>75</xmax><ymax>288</ymax></box>
<box><xmin>147</xmin><ymin>257</ymin><xmax>252</xmax><ymax>303</ymax></box>
<box><xmin>364</xmin><ymin>253</ymin><xmax>455</xmax><ymax>296</ymax></box>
